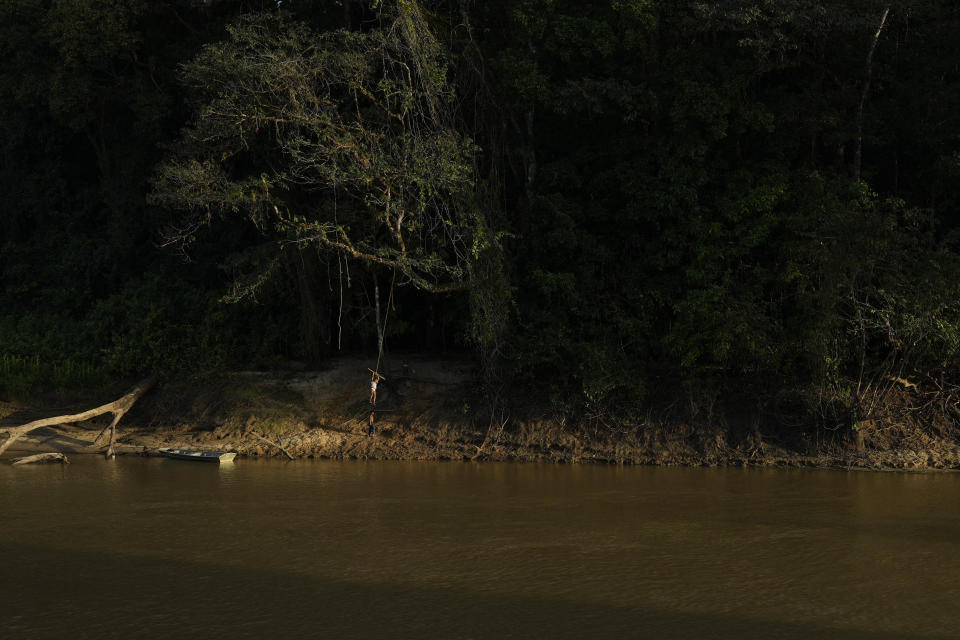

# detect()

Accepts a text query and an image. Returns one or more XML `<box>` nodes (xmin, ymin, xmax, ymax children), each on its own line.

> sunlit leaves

<box><xmin>154</xmin><ymin>3</ymin><xmax>489</xmax><ymax>294</ymax></box>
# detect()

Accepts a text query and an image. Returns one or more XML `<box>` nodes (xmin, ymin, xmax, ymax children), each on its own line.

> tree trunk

<box><xmin>854</xmin><ymin>7</ymin><xmax>891</xmax><ymax>182</ymax></box>
<box><xmin>374</xmin><ymin>274</ymin><xmax>384</xmax><ymax>364</ymax></box>
<box><xmin>0</xmin><ymin>377</ymin><xmax>155</xmax><ymax>458</ymax></box>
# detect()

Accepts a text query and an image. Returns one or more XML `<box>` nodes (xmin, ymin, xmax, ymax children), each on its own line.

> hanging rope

<box><xmin>337</xmin><ymin>253</ymin><xmax>344</xmax><ymax>351</ymax></box>
<box><xmin>374</xmin><ymin>268</ymin><xmax>398</xmax><ymax>375</ymax></box>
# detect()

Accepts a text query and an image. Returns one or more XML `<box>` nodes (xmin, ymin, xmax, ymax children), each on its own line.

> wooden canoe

<box><xmin>158</xmin><ymin>448</ymin><xmax>236</xmax><ymax>463</ymax></box>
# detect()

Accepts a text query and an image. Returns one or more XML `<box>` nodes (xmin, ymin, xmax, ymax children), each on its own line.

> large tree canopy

<box><xmin>152</xmin><ymin>4</ymin><xmax>490</xmax><ymax>296</ymax></box>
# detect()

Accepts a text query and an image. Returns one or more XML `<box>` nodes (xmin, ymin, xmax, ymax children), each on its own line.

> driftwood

<box><xmin>0</xmin><ymin>377</ymin><xmax>155</xmax><ymax>458</ymax></box>
<box><xmin>888</xmin><ymin>376</ymin><xmax>918</xmax><ymax>391</ymax></box>
<box><xmin>251</xmin><ymin>431</ymin><xmax>296</xmax><ymax>460</ymax></box>
<box><xmin>11</xmin><ymin>452</ymin><xmax>69</xmax><ymax>465</ymax></box>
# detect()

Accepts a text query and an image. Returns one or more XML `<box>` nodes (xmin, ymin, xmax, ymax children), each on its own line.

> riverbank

<box><xmin>2</xmin><ymin>355</ymin><xmax>959</xmax><ymax>470</ymax></box>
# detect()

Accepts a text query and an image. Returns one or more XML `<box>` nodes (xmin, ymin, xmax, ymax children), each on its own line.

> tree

<box><xmin>152</xmin><ymin>3</ymin><xmax>492</xmax><ymax>300</ymax></box>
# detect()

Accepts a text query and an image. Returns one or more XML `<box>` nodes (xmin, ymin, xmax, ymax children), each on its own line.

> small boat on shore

<box><xmin>158</xmin><ymin>448</ymin><xmax>236</xmax><ymax>464</ymax></box>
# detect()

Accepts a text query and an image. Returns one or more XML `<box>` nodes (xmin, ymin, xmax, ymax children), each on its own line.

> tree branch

<box><xmin>0</xmin><ymin>377</ymin><xmax>155</xmax><ymax>458</ymax></box>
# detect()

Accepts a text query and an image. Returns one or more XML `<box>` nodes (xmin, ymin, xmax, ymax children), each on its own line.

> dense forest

<box><xmin>2</xmin><ymin>0</ymin><xmax>959</xmax><ymax>440</ymax></box>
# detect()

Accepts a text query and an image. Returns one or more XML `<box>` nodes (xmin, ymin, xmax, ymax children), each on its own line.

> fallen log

<box><xmin>11</xmin><ymin>452</ymin><xmax>70</xmax><ymax>465</ymax></box>
<box><xmin>0</xmin><ymin>377</ymin><xmax>155</xmax><ymax>458</ymax></box>
<box><xmin>251</xmin><ymin>431</ymin><xmax>296</xmax><ymax>460</ymax></box>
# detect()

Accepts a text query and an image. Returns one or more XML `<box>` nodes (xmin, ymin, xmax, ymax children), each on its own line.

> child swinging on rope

<box><xmin>369</xmin><ymin>371</ymin><xmax>381</xmax><ymax>405</ymax></box>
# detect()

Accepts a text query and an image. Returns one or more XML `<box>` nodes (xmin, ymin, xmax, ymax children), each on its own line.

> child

<box><xmin>369</xmin><ymin>372</ymin><xmax>380</xmax><ymax>405</ymax></box>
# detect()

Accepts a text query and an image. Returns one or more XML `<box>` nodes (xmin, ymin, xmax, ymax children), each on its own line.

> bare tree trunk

<box><xmin>525</xmin><ymin>107</ymin><xmax>537</xmax><ymax>200</ymax></box>
<box><xmin>374</xmin><ymin>275</ymin><xmax>384</xmax><ymax>365</ymax></box>
<box><xmin>0</xmin><ymin>377</ymin><xmax>154</xmax><ymax>458</ymax></box>
<box><xmin>854</xmin><ymin>7</ymin><xmax>891</xmax><ymax>181</ymax></box>
<box><xmin>524</xmin><ymin>38</ymin><xmax>538</xmax><ymax>200</ymax></box>
<box><xmin>284</xmin><ymin>248</ymin><xmax>323</xmax><ymax>362</ymax></box>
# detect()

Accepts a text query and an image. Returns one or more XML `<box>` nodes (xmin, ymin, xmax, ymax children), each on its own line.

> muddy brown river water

<box><xmin>2</xmin><ymin>456</ymin><xmax>959</xmax><ymax>639</ymax></box>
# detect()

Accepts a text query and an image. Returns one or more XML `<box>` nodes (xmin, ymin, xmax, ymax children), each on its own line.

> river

<box><xmin>2</xmin><ymin>457</ymin><xmax>959</xmax><ymax>639</ymax></box>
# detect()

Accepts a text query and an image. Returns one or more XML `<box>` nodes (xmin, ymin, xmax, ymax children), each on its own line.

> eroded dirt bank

<box><xmin>2</xmin><ymin>356</ymin><xmax>959</xmax><ymax>470</ymax></box>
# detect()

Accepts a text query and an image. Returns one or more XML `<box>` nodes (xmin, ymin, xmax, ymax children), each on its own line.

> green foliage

<box><xmin>475</xmin><ymin>0</ymin><xmax>960</xmax><ymax>417</ymax></box>
<box><xmin>2</xmin><ymin>0</ymin><xmax>960</xmax><ymax>434</ymax></box>
<box><xmin>87</xmin><ymin>275</ymin><xmax>225</xmax><ymax>376</ymax></box>
<box><xmin>152</xmin><ymin>5</ymin><xmax>492</xmax><ymax>296</ymax></box>
<box><xmin>0</xmin><ymin>353</ymin><xmax>104</xmax><ymax>398</ymax></box>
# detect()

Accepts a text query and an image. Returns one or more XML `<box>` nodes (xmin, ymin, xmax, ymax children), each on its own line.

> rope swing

<box><xmin>373</xmin><ymin>267</ymin><xmax>397</xmax><ymax>376</ymax></box>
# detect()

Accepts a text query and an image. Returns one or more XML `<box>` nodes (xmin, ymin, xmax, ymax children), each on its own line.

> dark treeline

<box><xmin>2</xmin><ymin>0</ymin><xmax>959</xmax><ymax>435</ymax></box>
